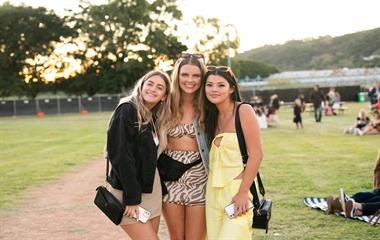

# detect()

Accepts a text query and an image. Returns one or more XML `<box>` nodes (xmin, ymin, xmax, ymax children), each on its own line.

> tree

<box><xmin>0</xmin><ymin>3</ymin><xmax>76</xmax><ymax>98</ymax></box>
<box><xmin>185</xmin><ymin>16</ymin><xmax>240</xmax><ymax>66</ymax></box>
<box><xmin>233</xmin><ymin>59</ymin><xmax>279</xmax><ymax>80</ymax></box>
<box><xmin>64</xmin><ymin>0</ymin><xmax>186</xmax><ymax>96</ymax></box>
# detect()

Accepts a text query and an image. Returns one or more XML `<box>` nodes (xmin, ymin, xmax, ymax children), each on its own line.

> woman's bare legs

<box><xmin>163</xmin><ymin>203</ymin><xmax>206</xmax><ymax>240</ymax></box>
<box><xmin>150</xmin><ymin>216</ymin><xmax>161</xmax><ymax>234</ymax></box>
<box><xmin>185</xmin><ymin>206</ymin><xmax>206</xmax><ymax>240</ymax></box>
<box><xmin>120</xmin><ymin>217</ymin><xmax>160</xmax><ymax>240</ymax></box>
<box><xmin>163</xmin><ymin>203</ymin><xmax>186</xmax><ymax>240</ymax></box>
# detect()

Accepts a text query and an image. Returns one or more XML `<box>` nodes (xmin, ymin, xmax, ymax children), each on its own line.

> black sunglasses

<box><xmin>179</xmin><ymin>52</ymin><xmax>205</xmax><ymax>62</ymax></box>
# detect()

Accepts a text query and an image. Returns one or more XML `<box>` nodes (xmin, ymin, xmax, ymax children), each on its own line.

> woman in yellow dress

<box><xmin>201</xmin><ymin>66</ymin><xmax>263</xmax><ymax>239</ymax></box>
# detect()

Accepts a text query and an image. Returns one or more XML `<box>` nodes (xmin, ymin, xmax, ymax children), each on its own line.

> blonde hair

<box><xmin>358</xmin><ymin>109</ymin><xmax>367</xmax><ymax>118</ymax></box>
<box><xmin>119</xmin><ymin>70</ymin><xmax>171</xmax><ymax>155</ymax></box>
<box><xmin>170</xmin><ymin>56</ymin><xmax>205</xmax><ymax>127</ymax></box>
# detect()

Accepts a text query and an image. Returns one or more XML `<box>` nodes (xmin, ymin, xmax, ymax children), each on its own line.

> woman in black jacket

<box><xmin>106</xmin><ymin>70</ymin><xmax>171</xmax><ymax>239</ymax></box>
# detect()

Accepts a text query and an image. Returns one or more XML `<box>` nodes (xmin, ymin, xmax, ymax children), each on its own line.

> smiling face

<box><xmin>205</xmin><ymin>74</ymin><xmax>235</xmax><ymax>105</ymax></box>
<box><xmin>178</xmin><ymin>64</ymin><xmax>202</xmax><ymax>95</ymax></box>
<box><xmin>141</xmin><ymin>75</ymin><xmax>167</xmax><ymax>109</ymax></box>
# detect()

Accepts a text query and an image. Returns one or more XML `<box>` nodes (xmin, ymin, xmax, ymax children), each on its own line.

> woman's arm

<box><xmin>107</xmin><ymin>103</ymin><xmax>142</xmax><ymax>207</ymax></box>
<box><xmin>232</xmin><ymin>104</ymin><xmax>263</xmax><ymax>215</ymax></box>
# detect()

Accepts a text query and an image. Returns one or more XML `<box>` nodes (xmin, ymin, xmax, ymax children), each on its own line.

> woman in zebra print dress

<box><xmin>161</xmin><ymin>53</ymin><xmax>209</xmax><ymax>240</ymax></box>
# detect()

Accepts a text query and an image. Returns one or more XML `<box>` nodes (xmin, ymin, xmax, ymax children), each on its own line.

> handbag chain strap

<box><xmin>235</xmin><ymin>102</ymin><xmax>265</xmax><ymax>212</ymax></box>
<box><xmin>106</xmin><ymin>153</ymin><xmax>110</xmax><ymax>180</ymax></box>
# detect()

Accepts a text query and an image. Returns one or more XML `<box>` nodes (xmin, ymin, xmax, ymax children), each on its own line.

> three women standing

<box><xmin>104</xmin><ymin>55</ymin><xmax>263</xmax><ymax>240</ymax></box>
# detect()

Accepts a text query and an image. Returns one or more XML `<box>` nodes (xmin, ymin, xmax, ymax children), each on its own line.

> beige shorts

<box><xmin>107</xmin><ymin>169</ymin><xmax>162</xmax><ymax>225</ymax></box>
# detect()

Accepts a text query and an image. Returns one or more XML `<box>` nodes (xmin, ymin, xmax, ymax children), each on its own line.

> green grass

<box><xmin>0</xmin><ymin>103</ymin><xmax>379</xmax><ymax>239</ymax></box>
<box><xmin>255</xmin><ymin>102</ymin><xmax>380</xmax><ymax>239</ymax></box>
<box><xmin>0</xmin><ymin>113</ymin><xmax>110</xmax><ymax>209</ymax></box>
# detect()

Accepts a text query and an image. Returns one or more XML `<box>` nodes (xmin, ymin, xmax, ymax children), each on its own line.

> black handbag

<box><xmin>94</xmin><ymin>156</ymin><xmax>125</xmax><ymax>225</ymax></box>
<box><xmin>157</xmin><ymin>153</ymin><xmax>202</xmax><ymax>181</ymax></box>
<box><xmin>235</xmin><ymin>102</ymin><xmax>272</xmax><ymax>233</ymax></box>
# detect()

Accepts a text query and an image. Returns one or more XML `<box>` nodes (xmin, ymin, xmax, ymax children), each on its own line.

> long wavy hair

<box><xmin>120</xmin><ymin>70</ymin><xmax>171</xmax><ymax>155</ymax></box>
<box><xmin>170</xmin><ymin>56</ymin><xmax>206</xmax><ymax>127</ymax></box>
<box><xmin>200</xmin><ymin>68</ymin><xmax>242</xmax><ymax>146</ymax></box>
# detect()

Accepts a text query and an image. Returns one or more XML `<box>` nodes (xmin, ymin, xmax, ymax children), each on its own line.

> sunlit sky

<box><xmin>1</xmin><ymin>0</ymin><xmax>380</xmax><ymax>53</ymax></box>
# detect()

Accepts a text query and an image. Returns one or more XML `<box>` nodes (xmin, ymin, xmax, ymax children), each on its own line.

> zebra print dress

<box><xmin>163</xmin><ymin>123</ymin><xmax>207</xmax><ymax>206</ymax></box>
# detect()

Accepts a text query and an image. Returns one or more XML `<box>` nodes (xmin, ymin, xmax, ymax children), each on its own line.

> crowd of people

<box><xmin>342</xmin><ymin>84</ymin><xmax>380</xmax><ymax>136</ymax></box>
<box><xmin>249</xmin><ymin>94</ymin><xmax>280</xmax><ymax>129</ymax></box>
<box><xmin>250</xmin><ymin>83</ymin><xmax>379</xmax><ymax>133</ymax></box>
<box><xmin>344</xmin><ymin>109</ymin><xmax>380</xmax><ymax>136</ymax></box>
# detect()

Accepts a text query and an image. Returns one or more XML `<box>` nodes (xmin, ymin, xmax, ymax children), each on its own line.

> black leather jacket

<box><xmin>106</xmin><ymin>101</ymin><xmax>159</xmax><ymax>206</ymax></box>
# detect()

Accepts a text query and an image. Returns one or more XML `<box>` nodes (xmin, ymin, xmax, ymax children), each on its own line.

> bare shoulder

<box><xmin>238</xmin><ymin>103</ymin><xmax>256</xmax><ymax>118</ymax></box>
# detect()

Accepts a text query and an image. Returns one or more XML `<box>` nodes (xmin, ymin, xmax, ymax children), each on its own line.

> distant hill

<box><xmin>236</xmin><ymin>28</ymin><xmax>380</xmax><ymax>71</ymax></box>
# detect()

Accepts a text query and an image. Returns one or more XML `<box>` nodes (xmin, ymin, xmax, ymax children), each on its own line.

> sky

<box><xmin>1</xmin><ymin>0</ymin><xmax>380</xmax><ymax>53</ymax></box>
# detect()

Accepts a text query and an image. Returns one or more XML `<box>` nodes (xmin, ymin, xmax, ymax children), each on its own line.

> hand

<box><xmin>231</xmin><ymin>191</ymin><xmax>250</xmax><ymax>217</ymax></box>
<box><xmin>123</xmin><ymin>205</ymin><xmax>139</xmax><ymax>219</ymax></box>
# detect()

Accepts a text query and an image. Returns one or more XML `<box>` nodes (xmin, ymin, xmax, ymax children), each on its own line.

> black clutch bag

<box><xmin>235</xmin><ymin>103</ymin><xmax>272</xmax><ymax>233</ymax></box>
<box><xmin>94</xmin><ymin>155</ymin><xmax>125</xmax><ymax>225</ymax></box>
<box><xmin>94</xmin><ymin>185</ymin><xmax>124</xmax><ymax>225</ymax></box>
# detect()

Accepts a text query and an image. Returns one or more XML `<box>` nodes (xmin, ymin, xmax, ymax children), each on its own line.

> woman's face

<box><xmin>141</xmin><ymin>75</ymin><xmax>167</xmax><ymax>109</ymax></box>
<box><xmin>178</xmin><ymin>64</ymin><xmax>202</xmax><ymax>95</ymax></box>
<box><xmin>205</xmin><ymin>74</ymin><xmax>235</xmax><ymax>105</ymax></box>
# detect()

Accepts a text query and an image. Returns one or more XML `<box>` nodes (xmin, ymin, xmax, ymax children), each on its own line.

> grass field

<box><xmin>0</xmin><ymin>113</ymin><xmax>109</xmax><ymax>209</ymax></box>
<box><xmin>0</xmin><ymin>102</ymin><xmax>379</xmax><ymax>239</ymax></box>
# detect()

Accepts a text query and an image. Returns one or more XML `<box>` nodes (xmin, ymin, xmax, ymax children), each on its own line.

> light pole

<box><xmin>224</xmin><ymin>24</ymin><xmax>237</xmax><ymax>68</ymax></box>
<box><xmin>227</xmin><ymin>32</ymin><xmax>231</xmax><ymax>67</ymax></box>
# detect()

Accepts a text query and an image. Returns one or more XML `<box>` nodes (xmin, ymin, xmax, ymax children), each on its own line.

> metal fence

<box><xmin>240</xmin><ymin>86</ymin><xmax>363</xmax><ymax>103</ymax></box>
<box><xmin>0</xmin><ymin>85</ymin><xmax>370</xmax><ymax>117</ymax></box>
<box><xmin>0</xmin><ymin>95</ymin><xmax>121</xmax><ymax>117</ymax></box>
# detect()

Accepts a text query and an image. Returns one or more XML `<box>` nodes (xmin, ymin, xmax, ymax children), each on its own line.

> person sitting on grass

<box><xmin>326</xmin><ymin>151</ymin><xmax>380</xmax><ymax>220</ymax></box>
<box><xmin>344</xmin><ymin>109</ymin><xmax>370</xmax><ymax>135</ymax></box>
<box><xmin>361</xmin><ymin>111</ymin><xmax>380</xmax><ymax>135</ymax></box>
<box><xmin>343</xmin><ymin>200</ymin><xmax>380</xmax><ymax>225</ymax></box>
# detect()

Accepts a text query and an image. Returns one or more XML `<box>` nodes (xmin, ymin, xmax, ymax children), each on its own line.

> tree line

<box><xmin>0</xmin><ymin>1</ymin><xmax>278</xmax><ymax>99</ymax></box>
<box><xmin>236</xmin><ymin>28</ymin><xmax>380</xmax><ymax>71</ymax></box>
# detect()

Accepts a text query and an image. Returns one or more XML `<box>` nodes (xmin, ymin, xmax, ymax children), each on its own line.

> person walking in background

<box><xmin>266</xmin><ymin>94</ymin><xmax>280</xmax><ymax>124</ymax></box>
<box><xmin>201</xmin><ymin>66</ymin><xmax>263</xmax><ymax>239</ymax></box>
<box><xmin>293</xmin><ymin>98</ymin><xmax>303</xmax><ymax>129</ymax></box>
<box><xmin>159</xmin><ymin>53</ymin><xmax>209</xmax><ymax>240</ymax></box>
<box><xmin>106</xmin><ymin>70</ymin><xmax>171</xmax><ymax>239</ymax></box>
<box><xmin>309</xmin><ymin>84</ymin><xmax>327</xmax><ymax>122</ymax></box>
<box><xmin>298</xmin><ymin>94</ymin><xmax>306</xmax><ymax>112</ymax></box>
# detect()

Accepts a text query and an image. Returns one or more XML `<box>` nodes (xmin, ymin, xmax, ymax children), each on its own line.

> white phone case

<box><xmin>137</xmin><ymin>206</ymin><xmax>151</xmax><ymax>223</ymax></box>
<box><xmin>224</xmin><ymin>201</ymin><xmax>254</xmax><ymax>219</ymax></box>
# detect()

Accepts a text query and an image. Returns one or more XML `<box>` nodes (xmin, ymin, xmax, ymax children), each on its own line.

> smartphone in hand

<box><xmin>224</xmin><ymin>201</ymin><xmax>254</xmax><ymax>219</ymax></box>
<box><xmin>133</xmin><ymin>206</ymin><xmax>151</xmax><ymax>223</ymax></box>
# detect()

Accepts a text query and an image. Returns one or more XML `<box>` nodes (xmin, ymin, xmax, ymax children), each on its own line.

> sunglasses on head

<box><xmin>206</xmin><ymin>65</ymin><xmax>231</xmax><ymax>73</ymax></box>
<box><xmin>179</xmin><ymin>52</ymin><xmax>205</xmax><ymax>62</ymax></box>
